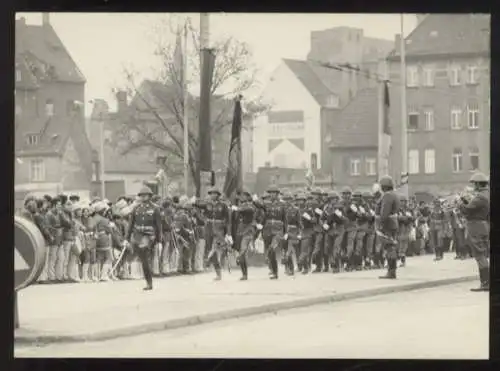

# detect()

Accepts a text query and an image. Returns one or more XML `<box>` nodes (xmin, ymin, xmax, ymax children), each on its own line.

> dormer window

<box><xmin>326</xmin><ymin>95</ymin><xmax>339</xmax><ymax>108</ymax></box>
<box><xmin>45</xmin><ymin>99</ymin><xmax>54</xmax><ymax>117</ymax></box>
<box><xmin>26</xmin><ymin>134</ymin><xmax>40</xmax><ymax>146</ymax></box>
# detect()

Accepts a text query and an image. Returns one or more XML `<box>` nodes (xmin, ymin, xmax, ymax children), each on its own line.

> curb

<box><xmin>15</xmin><ymin>275</ymin><xmax>476</xmax><ymax>346</ymax></box>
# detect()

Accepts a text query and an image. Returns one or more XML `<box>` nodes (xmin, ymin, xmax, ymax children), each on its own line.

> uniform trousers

<box><xmin>429</xmin><ymin>230</ymin><xmax>444</xmax><ymax>258</ymax></box>
<box><xmin>298</xmin><ymin>230</ymin><xmax>314</xmax><ymax>272</ymax></box>
<box><xmin>263</xmin><ymin>231</ymin><xmax>283</xmax><ymax>276</ymax></box>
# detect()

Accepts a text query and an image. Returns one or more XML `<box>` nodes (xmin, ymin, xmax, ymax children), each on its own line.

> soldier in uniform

<box><xmin>94</xmin><ymin>201</ymin><xmax>120</xmax><ymax>282</ymax></box>
<box><xmin>321</xmin><ymin>191</ymin><xmax>339</xmax><ymax>273</ymax></box>
<box><xmin>172</xmin><ymin>196</ymin><xmax>195</xmax><ymax>274</ymax></box>
<box><xmin>200</xmin><ymin>187</ymin><xmax>231</xmax><ymax>281</ymax></box>
<box><xmin>362</xmin><ymin>192</ymin><xmax>376</xmax><ymax>270</ymax></box>
<box><xmin>371</xmin><ymin>184</ymin><xmax>384</xmax><ymax>269</ymax></box>
<box><xmin>429</xmin><ymin>198</ymin><xmax>446</xmax><ymax>261</ymax></box>
<box><xmin>298</xmin><ymin>192</ymin><xmax>315</xmax><ymax>274</ymax></box>
<box><xmin>258</xmin><ymin>185</ymin><xmax>287</xmax><ymax>279</ymax></box>
<box><xmin>340</xmin><ymin>186</ymin><xmax>357</xmax><ymax>271</ymax></box>
<box><xmin>125</xmin><ymin>186</ymin><xmax>163</xmax><ymax>290</ymax></box>
<box><xmin>450</xmin><ymin>205</ymin><xmax>467</xmax><ymax>260</ymax></box>
<box><xmin>160</xmin><ymin>197</ymin><xmax>176</xmax><ymax>274</ymax></box>
<box><xmin>283</xmin><ymin>191</ymin><xmax>302</xmax><ymax>276</ymax></box>
<box><xmin>310</xmin><ymin>188</ymin><xmax>328</xmax><ymax>273</ymax></box>
<box><xmin>376</xmin><ymin>176</ymin><xmax>401</xmax><ymax>279</ymax></box>
<box><xmin>232</xmin><ymin>190</ymin><xmax>257</xmax><ymax>280</ymax></box>
<box><xmin>459</xmin><ymin>172</ymin><xmax>489</xmax><ymax>291</ymax></box>
<box><xmin>351</xmin><ymin>191</ymin><xmax>369</xmax><ymax>271</ymax></box>
<box><xmin>397</xmin><ymin>195</ymin><xmax>414</xmax><ymax>267</ymax></box>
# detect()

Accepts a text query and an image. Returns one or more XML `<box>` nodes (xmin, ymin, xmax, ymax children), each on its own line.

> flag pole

<box><xmin>377</xmin><ymin>60</ymin><xmax>384</xmax><ymax>180</ymax></box>
<box><xmin>400</xmin><ymin>14</ymin><xmax>408</xmax><ymax>197</ymax></box>
<box><xmin>182</xmin><ymin>20</ymin><xmax>189</xmax><ymax>195</ymax></box>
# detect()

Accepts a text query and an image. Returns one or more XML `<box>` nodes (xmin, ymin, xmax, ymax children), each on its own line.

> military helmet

<box><xmin>341</xmin><ymin>186</ymin><xmax>352</xmax><ymax>194</ymax></box>
<box><xmin>93</xmin><ymin>201</ymin><xmax>109</xmax><ymax>213</ymax></box>
<box><xmin>267</xmin><ymin>185</ymin><xmax>280</xmax><ymax>194</ymax></box>
<box><xmin>469</xmin><ymin>172</ymin><xmax>488</xmax><ymax>183</ymax></box>
<box><xmin>311</xmin><ymin>187</ymin><xmax>322</xmax><ymax>196</ymax></box>
<box><xmin>399</xmin><ymin>194</ymin><xmax>408</xmax><ymax>201</ymax></box>
<box><xmin>379</xmin><ymin>175</ymin><xmax>394</xmax><ymax>189</ymax></box>
<box><xmin>362</xmin><ymin>191</ymin><xmax>372</xmax><ymax>199</ymax></box>
<box><xmin>328</xmin><ymin>190</ymin><xmax>340</xmax><ymax>199</ymax></box>
<box><xmin>352</xmin><ymin>190</ymin><xmax>363</xmax><ymax>198</ymax></box>
<box><xmin>295</xmin><ymin>193</ymin><xmax>306</xmax><ymax>201</ymax></box>
<box><xmin>282</xmin><ymin>192</ymin><xmax>293</xmax><ymax>201</ymax></box>
<box><xmin>138</xmin><ymin>186</ymin><xmax>153</xmax><ymax>196</ymax></box>
<box><xmin>208</xmin><ymin>186</ymin><xmax>221</xmax><ymax>195</ymax></box>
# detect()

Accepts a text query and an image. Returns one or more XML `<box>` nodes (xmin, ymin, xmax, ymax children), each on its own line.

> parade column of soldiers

<box><xmin>18</xmin><ymin>171</ymin><xmax>488</xmax><ymax>291</ymax></box>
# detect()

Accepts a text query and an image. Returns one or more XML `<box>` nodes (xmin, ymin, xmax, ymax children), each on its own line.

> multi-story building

<box><xmin>15</xmin><ymin>14</ymin><xmax>95</xmax><ymax>207</ymax></box>
<box><xmin>387</xmin><ymin>14</ymin><xmax>490</xmax><ymax>194</ymax></box>
<box><xmin>253</xmin><ymin>27</ymin><xmax>393</xmax><ymax>178</ymax></box>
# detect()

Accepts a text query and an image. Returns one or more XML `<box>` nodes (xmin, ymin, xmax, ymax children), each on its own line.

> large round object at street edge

<box><xmin>14</xmin><ymin>216</ymin><xmax>47</xmax><ymax>291</ymax></box>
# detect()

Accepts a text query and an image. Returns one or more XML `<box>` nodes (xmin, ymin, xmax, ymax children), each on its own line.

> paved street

<box><xmin>14</xmin><ymin>255</ymin><xmax>476</xmax><ymax>343</ymax></box>
<box><xmin>15</xmin><ymin>282</ymin><xmax>488</xmax><ymax>359</ymax></box>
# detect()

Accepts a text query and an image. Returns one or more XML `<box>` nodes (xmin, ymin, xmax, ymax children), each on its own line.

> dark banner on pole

<box><xmin>198</xmin><ymin>48</ymin><xmax>215</xmax><ymax>172</ymax></box>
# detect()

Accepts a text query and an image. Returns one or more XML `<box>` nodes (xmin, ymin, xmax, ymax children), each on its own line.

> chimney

<box><xmin>116</xmin><ymin>91</ymin><xmax>128</xmax><ymax>113</ymax></box>
<box><xmin>42</xmin><ymin>13</ymin><xmax>50</xmax><ymax>26</ymax></box>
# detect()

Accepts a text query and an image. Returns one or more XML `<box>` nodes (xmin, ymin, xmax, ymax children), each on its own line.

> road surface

<box><xmin>15</xmin><ymin>282</ymin><xmax>488</xmax><ymax>359</ymax></box>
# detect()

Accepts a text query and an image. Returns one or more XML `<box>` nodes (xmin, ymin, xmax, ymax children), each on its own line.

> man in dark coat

<box><xmin>376</xmin><ymin>175</ymin><xmax>401</xmax><ymax>279</ymax></box>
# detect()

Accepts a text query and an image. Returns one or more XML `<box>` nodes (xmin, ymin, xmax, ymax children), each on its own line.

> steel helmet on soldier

<box><xmin>208</xmin><ymin>186</ymin><xmax>221</xmax><ymax>195</ymax></box>
<box><xmin>341</xmin><ymin>186</ymin><xmax>352</xmax><ymax>194</ymax></box>
<box><xmin>328</xmin><ymin>190</ymin><xmax>340</xmax><ymax>199</ymax></box>
<box><xmin>352</xmin><ymin>190</ymin><xmax>363</xmax><ymax>198</ymax></box>
<box><xmin>267</xmin><ymin>185</ymin><xmax>280</xmax><ymax>194</ymax></box>
<box><xmin>93</xmin><ymin>201</ymin><xmax>108</xmax><ymax>213</ymax></box>
<box><xmin>469</xmin><ymin>172</ymin><xmax>488</xmax><ymax>183</ymax></box>
<box><xmin>138</xmin><ymin>186</ymin><xmax>153</xmax><ymax>196</ymax></box>
<box><xmin>282</xmin><ymin>192</ymin><xmax>293</xmax><ymax>201</ymax></box>
<box><xmin>295</xmin><ymin>193</ymin><xmax>306</xmax><ymax>201</ymax></box>
<box><xmin>379</xmin><ymin>175</ymin><xmax>394</xmax><ymax>189</ymax></box>
<box><xmin>362</xmin><ymin>191</ymin><xmax>372</xmax><ymax>199</ymax></box>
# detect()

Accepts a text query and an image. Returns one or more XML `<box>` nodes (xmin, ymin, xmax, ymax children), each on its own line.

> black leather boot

<box><xmin>471</xmin><ymin>267</ymin><xmax>489</xmax><ymax>291</ymax></box>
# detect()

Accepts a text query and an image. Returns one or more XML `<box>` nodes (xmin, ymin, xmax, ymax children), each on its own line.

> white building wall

<box><xmin>252</xmin><ymin>61</ymin><xmax>321</xmax><ymax>172</ymax></box>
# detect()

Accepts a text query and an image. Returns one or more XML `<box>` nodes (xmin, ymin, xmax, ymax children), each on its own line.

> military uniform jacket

<box><xmin>460</xmin><ymin>189</ymin><xmax>489</xmax><ymax>222</ymax></box>
<box><xmin>308</xmin><ymin>199</ymin><xmax>324</xmax><ymax>232</ymax></box>
<box><xmin>126</xmin><ymin>201</ymin><xmax>162</xmax><ymax>243</ymax></box>
<box><xmin>285</xmin><ymin>205</ymin><xmax>301</xmax><ymax>239</ymax></box>
<box><xmin>378</xmin><ymin>191</ymin><xmax>400</xmax><ymax>233</ymax></box>
<box><xmin>202</xmin><ymin>200</ymin><xmax>230</xmax><ymax>234</ymax></box>
<box><xmin>94</xmin><ymin>214</ymin><xmax>119</xmax><ymax>249</ymax></box>
<box><xmin>299</xmin><ymin>203</ymin><xmax>316</xmax><ymax>235</ymax></box>
<box><xmin>61</xmin><ymin>211</ymin><xmax>74</xmax><ymax>242</ymax></box>
<box><xmin>173</xmin><ymin>208</ymin><xmax>194</xmax><ymax>242</ymax></box>
<box><xmin>261</xmin><ymin>199</ymin><xmax>287</xmax><ymax>236</ymax></box>
<box><xmin>354</xmin><ymin>202</ymin><xmax>370</xmax><ymax>231</ymax></box>
<box><xmin>234</xmin><ymin>201</ymin><xmax>257</xmax><ymax>237</ymax></box>
<box><xmin>398</xmin><ymin>208</ymin><xmax>414</xmax><ymax>237</ymax></box>
<box><xmin>429</xmin><ymin>208</ymin><xmax>446</xmax><ymax>231</ymax></box>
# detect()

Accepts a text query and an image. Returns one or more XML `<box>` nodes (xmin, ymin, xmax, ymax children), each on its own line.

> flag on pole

<box><xmin>198</xmin><ymin>48</ymin><xmax>216</xmax><ymax>172</ymax></box>
<box><xmin>305</xmin><ymin>167</ymin><xmax>314</xmax><ymax>190</ymax></box>
<box><xmin>380</xmin><ymin>80</ymin><xmax>392</xmax><ymax>176</ymax></box>
<box><xmin>223</xmin><ymin>96</ymin><xmax>243</xmax><ymax>199</ymax></box>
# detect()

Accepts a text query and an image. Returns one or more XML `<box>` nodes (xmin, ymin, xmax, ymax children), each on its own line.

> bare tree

<box><xmin>115</xmin><ymin>15</ymin><xmax>269</xmax><ymax>196</ymax></box>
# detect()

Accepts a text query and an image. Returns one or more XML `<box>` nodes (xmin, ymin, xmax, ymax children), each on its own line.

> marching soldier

<box><xmin>450</xmin><ymin>206</ymin><xmax>467</xmax><ymax>260</ymax></box>
<box><xmin>371</xmin><ymin>184</ymin><xmax>385</xmax><ymax>269</ymax></box>
<box><xmin>363</xmin><ymin>192</ymin><xmax>376</xmax><ymax>270</ymax></box>
<box><xmin>311</xmin><ymin>188</ymin><xmax>328</xmax><ymax>273</ymax></box>
<box><xmin>341</xmin><ymin>186</ymin><xmax>357</xmax><ymax>271</ymax></box>
<box><xmin>283</xmin><ymin>192</ymin><xmax>302</xmax><ymax>276</ymax></box>
<box><xmin>429</xmin><ymin>198</ymin><xmax>446</xmax><ymax>261</ymax></box>
<box><xmin>125</xmin><ymin>186</ymin><xmax>163</xmax><ymax>290</ymax></box>
<box><xmin>201</xmin><ymin>187</ymin><xmax>232</xmax><ymax>281</ymax></box>
<box><xmin>459</xmin><ymin>172</ymin><xmax>490</xmax><ymax>292</ymax></box>
<box><xmin>397</xmin><ymin>195</ymin><xmax>414</xmax><ymax>267</ymax></box>
<box><xmin>298</xmin><ymin>192</ymin><xmax>315</xmax><ymax>274</ymax></box>
<box><xmin>352</xmin><ymin>191</ymin><xmax>369</xmax><ymax>271</ymax></box>
<box><xmin>321</xmin><ymin>191</ymin><xmax>340</xmax><ymax>273</ymax></box>
<box><xmin>172</xmin><ymin>196</ymin><xmax>195</xmax><ymax>274</ymax></box>
<box><xmin>233</xmin><ymin>190</ymin><xmax>258</xmax><ymax>280</ymax></box>
<box><xmin>258</xmin><ymin>185</ymin><xmax>287</xmax><ymax>279</ymax></box>
<box><xmin>376</xmin><ymin>176</ymin><xmax>401</xmax><ymax>279</ymax></box>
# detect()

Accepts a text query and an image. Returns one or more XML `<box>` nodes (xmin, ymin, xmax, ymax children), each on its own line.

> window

<box><xmin>467</xmin><ymin>102</ymin><xmax>479</xmax><ymax>129</ymax></box>
<box><xmin>452</xmin><ymin>148</ymin><xmax>463</xmax><ymax>173</ymax></box>
<box><xmin>26</xmin><ymin>134</ymin><xmax>39</xmax><ymax>146</ymax></box>
<box><xmin>450</xmin><ymin>106</ymin><xmax>462</xmax><ymax>129</ymax></box>
<box><xmin>409</xmin><ymin>149</ymin><xmax>419</xmax><ymax>174</ymax></box>
<box><xmin>326</xmin><ymin>95</ymin><xmax>339</xmax><ymax>108</ymax></box>
<box><xmin>365</xmin><ymin>158</ymin><xmax>376</xmax><ymax>176</ymax></box>
<box><xmin>45</xmin><ymin>99</ymin><xmax>54</xmax><ymax>117</ymax></box>
<box><xmin>424</xmin><ymin>149</ymin><xmax>436</xmax><ymax>174</ymax></box>
<box><xmin>408</xmin><ymin>106</ymin><xmax>419</xmax><ymax>131</ymax></box>
<box><xmin>422</xmin><ymin>67</ymin><xmax>434</xmax><ymax>87</ymax></box>
<box><xmin>469</xmin><ymin>147</ymin><xmax>479</xmax><ymax>171</ymax></box>
<box><xmin>16</xmin><ymin>69</ymin><xmax>21</xmax><ymax>82</ymax></box>
<box><xmin>449</xmin><ymin>65</ymin><xmax>461</xmax><ymax>86</ymax></box>
<box><xmin>466</xmin><ymin>65</ymin><xmax>478</xmax><ymax>85</ymax></box>
<box><xmin>350</xmin><ymin>158</ymin><xmax>360</xmax><ymax>176</ymax></box>
<box><xmin>423</xmin><ymin>108</ymin><xmax>434</xmax><ymax>131</ymax></box>
<box><xmin>406</xmin><ymin>66</ymin><xmax>419</xmax><ymax>87</ymax></box>
<box><xmin>29</xmin><ymin>159</ymin><xmax>45</xmax><ymax>182</ymax></box>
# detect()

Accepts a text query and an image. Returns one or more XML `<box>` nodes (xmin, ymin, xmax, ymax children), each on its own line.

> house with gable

<box><xmin>15</xmin><ymin>14</ymin><xmax>96</xmax><ymax>207</ymax></box>
<box><xmin>252</xmin><ymin>26</ymin><xmax>393</xmax><ymax>184</ymax></box>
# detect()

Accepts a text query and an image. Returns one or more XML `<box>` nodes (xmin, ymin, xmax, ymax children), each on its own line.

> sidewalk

<box><xmin>15</xmin><ymin>254</ymin><xmax>478</xmax><ymax>345</ymax></box>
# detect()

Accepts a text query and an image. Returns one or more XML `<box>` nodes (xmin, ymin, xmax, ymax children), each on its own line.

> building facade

<box><xmin>15</xmin><ymin>14</ymin><xmax>95</xmax><ymax>206</ymax></box>
<box><xmin>387</xmin><ymin>14</ymin><xmax>490</xmax><ymax>194</ymax></box>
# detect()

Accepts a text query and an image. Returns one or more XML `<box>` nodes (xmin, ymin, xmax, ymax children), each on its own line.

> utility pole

<box><xmin>400</xmin><ymin>14</ymin><xmax>408</xmax><ymax>197</ymax></box>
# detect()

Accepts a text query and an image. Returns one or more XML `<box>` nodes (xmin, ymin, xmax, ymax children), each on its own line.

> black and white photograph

<box><xmin>13</xmin><ymin>12</ymin><xmax>490</xmax><ymax>359</ymax></box>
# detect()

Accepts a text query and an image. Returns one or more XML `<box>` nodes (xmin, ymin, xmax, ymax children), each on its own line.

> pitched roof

<box><xmin>15</xmin><ymin>19</ymin><xmax>86</xmax><ymax>84</ymax></box>
<box><xmin>329</xmin><ymin>88</ymin><xmax>378</xmax><ymax>149</ymax></box>
<box><xmin>282</xmin><ymin>59</ymin><xmax>341</xmax><ymax>106</ymax></box>
<box><xmin>389</xmin><ymin>14</ymin><xmax>490</xmax><ymax>59</ymax></box>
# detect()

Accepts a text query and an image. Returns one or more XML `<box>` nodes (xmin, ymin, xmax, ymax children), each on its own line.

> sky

<box><xmin>16</xmin><ymin>12</ymin><xmax>417</xmax><ymax>113</ymax></box>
